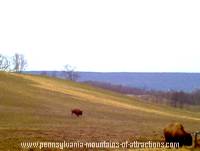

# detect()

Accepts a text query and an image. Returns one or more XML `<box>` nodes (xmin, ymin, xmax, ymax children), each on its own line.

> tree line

<box><xmin>0</xmin><ymin>53</ymin><xmax>27</xmax><ymax>72</ymax></box>
<box><xmin>154</xmin><ymin>90</ymin><xmax>200</xmax><ymax>107</ymax></box>
<box><xmin>85</xmin><ymin>81</ymin><xmax>200</xmax><ymax>107</ymax></box>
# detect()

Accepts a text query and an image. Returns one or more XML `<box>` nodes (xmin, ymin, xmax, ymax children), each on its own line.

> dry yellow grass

<box><xmin>14</xmin><ymin>73</ymin><xmax>200</xmax><ymax>121</ymax></box>
<box><xmin>0</xmin><ymin>72</ymin><xmax>200</xmax><ymax>151</ymax></box>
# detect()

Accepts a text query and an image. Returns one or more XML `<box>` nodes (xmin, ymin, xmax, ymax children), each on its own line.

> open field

<box><xmin>0</xmin><ymin>72</ymin><xmax>200</xmax><ymax>151</ymax></box>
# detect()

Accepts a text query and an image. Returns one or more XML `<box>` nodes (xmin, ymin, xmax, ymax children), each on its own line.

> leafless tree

<box><xmin>63</xmin><ymin>64</ymin><xmax>79</xmax><ymax>81</ymax></box>
<box><xmin>12</xmin><ymin>53</ymin><xmax>27</xmax><ymax>72</ymax></box>
<box><xmin>0</xmin><ymin>54</ymin><xmax>10</xmax><ymax>71</ymax></box>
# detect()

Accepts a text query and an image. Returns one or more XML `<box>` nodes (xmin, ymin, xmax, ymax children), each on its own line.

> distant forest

<box><xmin>84</xmin><ymin>81</ymin><xmax>200</xmax><ymax>108</ymax></box>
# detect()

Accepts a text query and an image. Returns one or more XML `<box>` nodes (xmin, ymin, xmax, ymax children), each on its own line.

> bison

<box><xmin>163</xmin><ymin>123</ymin><xmax>192</xmax><ymax>147</ymax></box>
<box><xmin>71</xmin><ymin>109</ymin><xmax>83</xmax><ymax>117</ymax></box>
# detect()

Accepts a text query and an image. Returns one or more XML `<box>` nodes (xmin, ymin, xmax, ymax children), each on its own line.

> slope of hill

<box><xmin>0</xmin><ymin>72</ymin><xmax>200</xmax><ymax>150</ymax></box>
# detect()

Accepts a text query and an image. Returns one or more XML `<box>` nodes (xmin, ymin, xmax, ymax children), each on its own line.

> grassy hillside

<box><xmin>0</xmin><ymin>72</ymin><xmax>200</xmax><ymax>151</ymax></box>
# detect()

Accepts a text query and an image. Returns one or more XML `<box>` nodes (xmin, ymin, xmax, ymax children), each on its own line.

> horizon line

<box><xmin>25</xmin><ymin>70</ymin><xmax>200</xmax><ymax>74</ymax></box>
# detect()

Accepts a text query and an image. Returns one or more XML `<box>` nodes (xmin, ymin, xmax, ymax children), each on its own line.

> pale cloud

<box><xmin>0</xmin><ymin>0</ymin><xmax>199</xmax><ymax>72</ymax></box>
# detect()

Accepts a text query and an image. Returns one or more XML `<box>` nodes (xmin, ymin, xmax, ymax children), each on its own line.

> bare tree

<box><xmin>63</xmin><ymin>64</ymin><xmax>79</xmax><ymax>81</ymax></box>
<box><xmin>0</xmin><ymin>54</ymin><xmax>10</xmax><ymax>71</ymax></box>
<box><xmin>12</xmin><ymin>53</ymin><xmax>27</xmax><ymax>72</ymax></box>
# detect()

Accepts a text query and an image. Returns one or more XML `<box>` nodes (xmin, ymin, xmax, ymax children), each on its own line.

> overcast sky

<box><xmin>0</xmin><ymin>0</ymin><xmax>200</xmax><ymax>72</ymax></box>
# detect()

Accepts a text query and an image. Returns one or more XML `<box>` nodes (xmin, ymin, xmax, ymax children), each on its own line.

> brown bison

<box><xmin>71</xmin><ymin>109</ymin><xmax>83</xmax><ymax>117</ymax></box>
<box><xmin>163</xmin><ymin>123</ymin><xmax>192</xmax><ymax>147</ymax></box>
